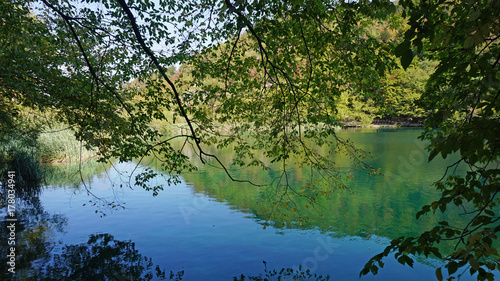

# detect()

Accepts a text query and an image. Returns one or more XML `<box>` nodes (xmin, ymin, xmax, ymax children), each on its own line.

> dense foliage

<box><xmin>1</xmin><ymin>0</ymin><xmax>499</xmax><ymax>280</ymax></box>
<box><xmin>360</xmin><ymin>1</ymin><xmax>500</xmax><ymax>280</ymax></box>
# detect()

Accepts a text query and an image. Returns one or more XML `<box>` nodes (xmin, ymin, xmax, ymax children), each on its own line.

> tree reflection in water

<box><xmin>233</xmin><ymin>261</ymin><xmax>330</xmax><ymax>281</ymax></box>
<box><xmin>0</xmin><ymin>180</ymin><xmax>66</xmax><ymax>281</ymax></box>
<box><xmin>0</xmin><ymin>179</ymin><xmax>181</xmax><ymax>281</ymax></box>
<box><xmin>41</xmin><ymin>233</ymin><xmax>183</xmax><ymax>281</ymax></box>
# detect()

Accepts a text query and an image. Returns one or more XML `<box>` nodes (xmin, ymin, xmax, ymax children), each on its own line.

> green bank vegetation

<box><xmin>0</xmin><ymin>108</ymin><xmax>94</xmax><ymax>185</ymax></box>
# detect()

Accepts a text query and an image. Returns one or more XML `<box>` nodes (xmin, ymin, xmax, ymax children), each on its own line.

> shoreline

<box><xmin>340</xmin><ymin>121</ymin><xmax>424</xmax><ymax>128</ymax></box>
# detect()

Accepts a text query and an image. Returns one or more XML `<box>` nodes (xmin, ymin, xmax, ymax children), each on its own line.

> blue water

<box><xmin>37</xmin><ymin>160</ymin><xmax>461</xmax><ymax>280</ymax></box>
<box><xmin>5</xmin><ymin>128</ymin><xmax>492</xmax><ymax>280</ymax></box>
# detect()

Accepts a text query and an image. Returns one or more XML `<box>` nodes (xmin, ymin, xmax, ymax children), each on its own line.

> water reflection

<box><xmin>0</xmin><ymin>180</ymin><xmax>66</xmax><ymax>281</ymax></box>
<box><xmin>0</xmin><ymin>129</ymin><xmax>482</xmax><ymax>280</ymax></box>
<box><xmin>234</xmin><ymin>262</ymin><xmax>330</xmax><ymax>280</ymax></box>
<box><xmin>1</xmin><ymin>162</ymin><xmax>179</xmax><ymax>281</ymax></box>
<box><xmin>42</xmin><ymin>160</ymin><xmax>111</xmax><ymax>188</ymax></box>
<box><xmin>40</xmin><ymin>233</ymin><xmax>183</xmax><ymax>281</ymax></box>
<box><xmin>172</xmin><ymin>129</ymin><xmax>467</xmax><ymax>251</ymax></box>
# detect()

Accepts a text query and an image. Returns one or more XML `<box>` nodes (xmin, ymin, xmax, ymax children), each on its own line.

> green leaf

<box><xmin>394</xmin><ymin>41</ymin><xmax>410</xmax><ymax>57</ymax></box>
<box><xmin>470</xmin><ymin>258</ymin><xmax>480</xmax><ymax>271</ymax></box>
<box><xmin>428</xmin><ymin>149</ymin><xmax>439</xmax><ymax>161</ymax></box>
<box><xmin>400</xmin><ymin>47</ymin><xmax>413</xmax><ymax>70</ymax></box>
<box><xmin>448</xmin><ymin>262</ymin><xmax>458</xmax><ymax>275</ymax></box>
<box><xmin>436</xmin><ymin>267</ymin><xmax>443</xmax><ymax>281</ymax></box>
<box><xmin>438</xmin><ymin>203</ymin><xmax>446</xmax><ymax>213</ymax></box>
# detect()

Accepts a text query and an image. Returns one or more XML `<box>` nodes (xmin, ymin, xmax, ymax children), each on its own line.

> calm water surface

<box><xmin>2</xmin><ymin>128</ymin><xmax>490</xmax><ymax>280</ymax></box>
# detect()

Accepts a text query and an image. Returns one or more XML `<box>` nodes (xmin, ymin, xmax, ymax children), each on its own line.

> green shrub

<box><xmin>0</xmin><ymin>138</ymin><xmax>43</xmax><ymax>186</ymax></box>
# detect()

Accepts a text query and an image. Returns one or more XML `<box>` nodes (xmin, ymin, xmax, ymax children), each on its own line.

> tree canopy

<box><xmin>361</xmin><ymin>1</ymin><xmax>500</xmax><ymax>280</ymax></box>
<box><xmin>1</xmin><ymin>0</ymin><xmax>499</xmax><ymax>280</ymax></box>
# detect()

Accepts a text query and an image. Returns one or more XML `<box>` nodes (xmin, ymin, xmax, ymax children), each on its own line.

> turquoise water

<box><xmin>1</xmin><ymin>128</ymin><xmax>490</xmax><ymax>280</ymax></box>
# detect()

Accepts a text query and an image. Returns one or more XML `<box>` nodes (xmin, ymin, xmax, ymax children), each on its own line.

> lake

<box><xmin>0</xmin><ymin>128</ymin><xmax>490</xmax><ymax>280</ymax></box>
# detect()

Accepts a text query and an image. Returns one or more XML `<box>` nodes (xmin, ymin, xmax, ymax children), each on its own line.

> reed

<box><xmin>37</xmin><ymin>128</ymin><xmax>93</xmax><ymax>163</ymax></box>
<box><xmin>0</xmin><ymin>127</ymin><xmax>94</xmax><ymax>186</ymax></box>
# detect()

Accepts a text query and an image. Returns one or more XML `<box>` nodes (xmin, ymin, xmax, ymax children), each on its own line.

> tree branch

<box><xmin>117</xmin><ymin>0</ymin><xmax>262</xmax><ymax>186</ymax></box>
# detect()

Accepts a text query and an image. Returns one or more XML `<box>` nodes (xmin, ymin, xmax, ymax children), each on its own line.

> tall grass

<box><xmin>38</xmin><ymin>127</ymin><xmax>93</xmax><ymax>163</ymax></box>
<box><xmin>0</xmin><ymin>127</ymin><xmax>94</xmax><ymax>187</ymax></box>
